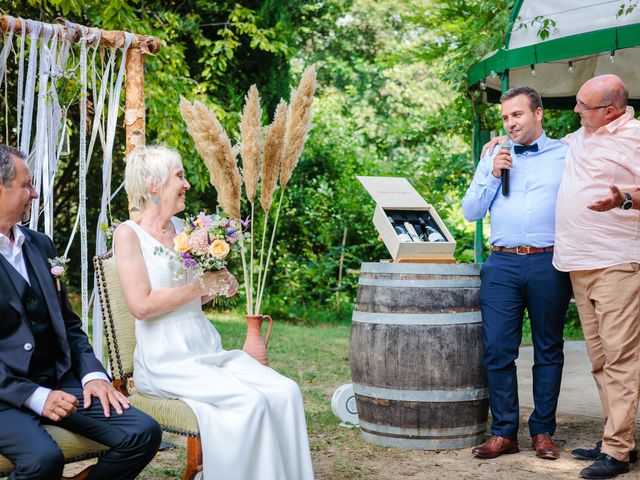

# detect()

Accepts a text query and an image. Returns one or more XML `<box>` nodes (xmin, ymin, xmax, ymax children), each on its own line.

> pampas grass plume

<box><xmin>260</xmin><ymin>100</ymin><xmax>287</xmax><ymax>212</ymax></box>
<box><xmin>240</xmin><ymin>85</ymin><xmax>263</xmax><ymax>204</ymax></box>
<box><xmin>180</xmin><ymin>96</ymin><xmax>241</xmax><ymax>218</ymax></box>
<box><xmin>280</xmin><ymin>66</ymin><xmax>317</xmax><ymax>190</ymax></box>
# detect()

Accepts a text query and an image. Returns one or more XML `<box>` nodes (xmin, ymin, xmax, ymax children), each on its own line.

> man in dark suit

<box><xmin>0</xmin><ymin>145</ymin><xmax>162</xmax><ymax>479</ymax></box>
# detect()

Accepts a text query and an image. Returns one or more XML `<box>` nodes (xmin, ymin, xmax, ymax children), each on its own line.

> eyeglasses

<box><xmin>575</xmin><ymin>101</ymin><xmax>611</xmax><ymax>111</ymax></box>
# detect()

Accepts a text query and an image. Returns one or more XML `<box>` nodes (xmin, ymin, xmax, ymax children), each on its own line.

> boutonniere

<box><xmin>48</xmin><ymin>256</ymin><xmax>70</xmax><ymax>292</ymax></box>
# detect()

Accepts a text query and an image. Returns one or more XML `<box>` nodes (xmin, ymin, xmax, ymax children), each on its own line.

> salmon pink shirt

<box><xmin>553</xmin><ymin>107</ymin><xmax>640</xmax><ymax>272</ymax></box>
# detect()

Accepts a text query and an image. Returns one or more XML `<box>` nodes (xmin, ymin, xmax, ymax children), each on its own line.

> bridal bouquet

<box><xmin>164</xmin><ymin>211</ymin><xmax>248</xmax><ymax>280</ymax></box>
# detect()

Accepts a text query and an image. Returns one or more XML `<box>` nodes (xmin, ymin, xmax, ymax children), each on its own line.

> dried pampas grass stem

<box><xmin>179</xmin><ymin>97</ymin><xmax>242</xmax><ymax>219</ymax></box>
<box><xmin>280</xmin><ymin>66</ymin><xmax>317</xmax><ymax>190</ymax></box>
<box><xmin>260</xmin><ymin>100</ymin><xmax>287</xmax><ymax>213</ymax></box>
<box><xmin>240</xmin><ymin>85</ymin><xmax>263</xmax><ymax>204</ymax></box>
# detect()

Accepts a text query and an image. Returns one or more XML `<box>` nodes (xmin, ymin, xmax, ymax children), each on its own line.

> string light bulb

<box><xmin>490</xmin><ymin>70</ymin><xmax>498</xmax><ymax>78</ymax></box>
<box><xmin>479</xmin><ymin>80</ymin><xmax>487</xmax><ymax>91</ymax></box>
<box><xmin>610</xmin><ymin>50</ymin><xmax>616</xmax><ymax>63</ymax></box>
<box><xmin>568</xmin><ymin>61</ymin><xmax>574</xmax><ymax>74</ymax></box>
<box><xmin>530</xmin><ymin>64</ymin><xmax>537</xmax><ymax>77</ymax></box>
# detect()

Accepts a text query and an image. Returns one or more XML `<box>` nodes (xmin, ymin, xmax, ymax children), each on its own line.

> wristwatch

<box><xmin>621</xmin><ymin>192</ymin><xmax>633</xmax><ymax>210</ymax></box>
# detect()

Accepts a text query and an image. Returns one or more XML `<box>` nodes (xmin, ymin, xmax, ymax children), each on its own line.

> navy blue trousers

<box><xmin>480</xmin><ymin>251</ymin><xmax>571</xmax><ymax>439</ymax></box>
<box><xmin>0</xmin><ymin>375</ymin><xmax>162</xmax><ymax>480</ymax></box>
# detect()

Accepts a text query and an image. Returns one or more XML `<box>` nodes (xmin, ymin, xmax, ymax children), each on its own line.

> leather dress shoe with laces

<box><xmin>572</xmin><ymin>440</ymin><xmax>638</xmax><ymax>463</ymax></box>
<box><xmin>471</xmin><ymin>436</ymin><xmax>519</xmax><ymax>459</ymax></box>
<box><xmin>579</xmin><ymin>453</ymin><xmax>629</xmax><ymax>479</ymax></box>
<box><xmin>532</xmin><ymin>433</ymin><xmax>559</xmax><ymax>460</ymax></box>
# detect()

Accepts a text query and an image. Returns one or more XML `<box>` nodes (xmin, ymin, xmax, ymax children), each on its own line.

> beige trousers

<box><xmin>570</xmin><ymin>262</ymin><xmax>640</xmax><ymax>462</ymax></box>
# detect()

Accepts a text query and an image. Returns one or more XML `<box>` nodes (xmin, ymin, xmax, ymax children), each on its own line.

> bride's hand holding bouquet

<box><xmin>170</xmin><ymin>211</ymin><xmax>246</xmax><ymax>298</ymax></box>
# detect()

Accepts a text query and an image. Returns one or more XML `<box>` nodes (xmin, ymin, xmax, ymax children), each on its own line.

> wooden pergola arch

<box><xmin>0</xmin><ymin>15</ymin><xmax>161</xmax><ymax>155</ymax></box>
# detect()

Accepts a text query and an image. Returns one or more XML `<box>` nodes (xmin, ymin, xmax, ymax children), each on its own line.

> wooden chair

<box><xmin>0</xmin><ymin>426</ymin><xmax>108</xmax><ymax>480</ymax></box>
<box><xmin>94</xmin><ymin>251</ymin><xmax>203</xmax><ymax>480</ymax></box>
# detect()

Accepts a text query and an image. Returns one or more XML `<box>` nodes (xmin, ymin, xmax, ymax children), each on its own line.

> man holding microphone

<box><xmin>462</xmin><ymin>86</ymin><xmax>572</xmax><ymax>460</ymax></box>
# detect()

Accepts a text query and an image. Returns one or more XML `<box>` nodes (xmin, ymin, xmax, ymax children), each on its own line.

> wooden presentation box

<box><xmin>357</xmin><ymin>176</ymin><xmax>456</xmax><ymax>262</ymax></box>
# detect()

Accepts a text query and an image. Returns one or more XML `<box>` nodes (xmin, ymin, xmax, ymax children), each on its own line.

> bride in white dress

<box><xmin>113</xmin><ymin>145</ymin><xmax>314</xmax><ymax>480</ymax></box>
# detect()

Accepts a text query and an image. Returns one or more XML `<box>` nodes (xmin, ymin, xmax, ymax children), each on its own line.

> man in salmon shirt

<box><xmin>553</xmin><ymin>74</ymin><xmax>640</xmax><ymax>480</ymax></box>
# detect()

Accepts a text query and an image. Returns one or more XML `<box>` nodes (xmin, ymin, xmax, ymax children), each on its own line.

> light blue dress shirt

<box><xmin>462</xmin><ymin>132</ymin><xmax>567</xmax><ymax>248</ymax></box>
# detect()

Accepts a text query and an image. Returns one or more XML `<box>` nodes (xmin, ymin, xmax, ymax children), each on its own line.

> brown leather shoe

<box><xmin>532</xmin><ymin>433</ymin><xmax>559</xmax><ymax>460</ymax></box>
<box><xmin>472</xmin><ymin>436</ymin><xmax>520</xmax><ymax>459</ymax></box>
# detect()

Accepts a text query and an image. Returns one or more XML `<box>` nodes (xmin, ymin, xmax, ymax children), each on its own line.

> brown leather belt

<box><xmin>492</xmin><ymin>245</ymin><xmax>554</xmax><ymax>255</ymax></box>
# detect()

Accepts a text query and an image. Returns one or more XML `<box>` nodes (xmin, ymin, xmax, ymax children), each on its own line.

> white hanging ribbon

<box><xmin>0</xmin><ymin>17</ymin><xmax>15</xmax><ymax>79</ymax></box>
<box><xmin>93</xmin><ymin>31</ymin><xmax>133</xmax><ymax>362</ymax></box>
<box><xmin>0</xmin><ymin>16</ymin><xmax>15</xmax><ymax>142</ymax></box>
<box><xmin>78</xmin><ymin>26</ymin><xmax>90</xmax><ymax>332</ymax></box>
<box><xmin>19</xmin><ymin>20</ymin><xmax>41</xmax><ymax>158</ymax></box>
<box><xmin>42</xmin><ymin>25</ymin><xmax>64</xmax><ymax>240</ymax></box>
<box><xmin>61</xmin><ymin>39</ymin><xmax>110</xmax><ymax>262</ymax></box>
<box><xmin>29</xmin><ymin>24</ymin><xmax>54</xmax><ymax>234</ymax></box>
<box><xmin>15</xmin><ymin>19</ymin><xmax>26</xmax><ymax>148</ymax></box>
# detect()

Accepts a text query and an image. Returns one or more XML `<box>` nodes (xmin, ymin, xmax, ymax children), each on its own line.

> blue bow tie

<box><xmin>514</xmin><ymin>143</ymin><xmax>539</xmax><ymax>154</ymax></box>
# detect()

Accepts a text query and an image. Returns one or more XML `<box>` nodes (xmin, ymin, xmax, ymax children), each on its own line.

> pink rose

<box><xmin>188</xmin><ymin>228</ymin><xmax>210</xmax><ymax>255</ymax></box>
<box><xmin>51</xmin><ymin>266</ymin><xmax>65</xmax><ymax>277</ymax></box>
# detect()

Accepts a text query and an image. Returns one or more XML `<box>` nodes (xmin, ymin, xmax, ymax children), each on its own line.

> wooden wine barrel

<box><xmin>350</xmin><ymin>262</ymin><xmax>488</xmax><ymax>450</ymax></box>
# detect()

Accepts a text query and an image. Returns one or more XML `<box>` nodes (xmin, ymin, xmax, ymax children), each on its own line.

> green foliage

<box><xmin>1</xmin><ymin>0</ymin><xmax>308</xmax><ymax>284</ymax></box>
<box><xmin>617</xmin><ymin>1</ymin><xmax>639</xmax><ymax>18</ymax></box>
<box><xmin>1</xmin><ymin>0</ymin><xmax>587</xmax><ymax>325</ymax></box>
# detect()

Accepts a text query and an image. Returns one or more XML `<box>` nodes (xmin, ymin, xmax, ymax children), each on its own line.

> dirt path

<box><xmin>311</xmin><ymin>410</ymin><xmax>640</xmax><ymax>480</ymax></box>
<box><xmin>63</xmin><ymin>409</ymin><xmax>640</xmax><ymax>479</ymax></box>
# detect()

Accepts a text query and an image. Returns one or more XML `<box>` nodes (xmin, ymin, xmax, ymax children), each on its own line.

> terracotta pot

<box><xmin>242</xmin><ymin>314</ymin><xmax>273</xmax><ymax>366</ymax></box>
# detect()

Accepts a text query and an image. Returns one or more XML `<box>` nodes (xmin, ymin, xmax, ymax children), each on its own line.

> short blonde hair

<box><xmin>125</xmin><ymin>145</ymin><xmax>183</xmax><ymax>210</ymax></box>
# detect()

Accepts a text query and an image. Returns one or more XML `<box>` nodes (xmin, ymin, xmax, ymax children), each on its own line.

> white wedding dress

<box><xmin>118</xmin><ymin>220</ymin><xmax>314</xmax><ymax>480</ymax></box>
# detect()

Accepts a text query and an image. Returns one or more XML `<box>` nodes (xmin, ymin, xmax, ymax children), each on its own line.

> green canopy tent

<box><xmin>466</xmin><ymin>0</ymin><xmax>640</xmax><ymax>262</ymax></box>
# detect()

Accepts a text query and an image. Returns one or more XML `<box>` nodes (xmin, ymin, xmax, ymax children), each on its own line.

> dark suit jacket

<box><xmin>0</xmin><ymin>226</ymin><xmax>106</xmax><ymax>411</ymax></box>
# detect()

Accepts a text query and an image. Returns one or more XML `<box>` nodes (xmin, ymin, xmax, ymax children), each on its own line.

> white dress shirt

<box><xmin>0</xmin><ymin>225</ymin><xmax>108</xmax><ymax>415</ymax></box>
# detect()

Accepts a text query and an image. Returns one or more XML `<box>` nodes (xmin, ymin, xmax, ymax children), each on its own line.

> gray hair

<box><xmin>125</xmin><ymin>145</ymin><xmax>184</xmax><ymax>210</ymax></box>
<box><xmin>500</xmin><ymin>86</ymin><xmax>543</xmax><ymax>112</ymax></box>
<box><xmin>0</xmin><ymin>145</ymin><xmax>26</xmax><ymax>187</ymax></box>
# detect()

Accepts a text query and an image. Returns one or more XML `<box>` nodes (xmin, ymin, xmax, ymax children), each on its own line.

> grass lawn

<box><xmin>209</xmin><ymin>309</ymin><xmax>356</xmax><ymax>450</ymax></box>
<box><xmin>132</xmin><ymin>309</ymin><xmax>360</xmax><ymax>479</ymax></box>
<box><xmin>61</xmin><ymin>297</ymin><xmax>585</xmax><ymax>479</ymax></box>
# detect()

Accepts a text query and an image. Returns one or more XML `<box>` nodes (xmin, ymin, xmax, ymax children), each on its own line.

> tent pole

<box><xmin>473</xmin><ymin>114</ymin><xmax>484</xmax><ymax>264</ymax></box>
<box><xmin>501</xmin><ymin>70</ymin><xmax>510</xmax><ymax>93</ymax></box>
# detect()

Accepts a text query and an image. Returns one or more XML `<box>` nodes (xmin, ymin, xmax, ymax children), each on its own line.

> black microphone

<box><xmin>500</xmin><ymin>139</ymin><xmax>512</xmax><ymax>196</ymax></box>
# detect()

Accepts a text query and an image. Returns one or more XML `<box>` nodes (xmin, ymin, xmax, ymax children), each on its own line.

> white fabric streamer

<box><xmin>0</xmin><ymin>17</ymin><xmax>15</xmax><ymax>141</ymax></box>
<box><xmin>29</xmin><ymin>24</ymin><xmax>53</xmax><ymax>234</ymax></box>
<box><xmin>78</xmin><ymin>26</ymin><xmax>89</xmax><ymax>333</ymax></box>
<box><xmin>15</xmin><ymin>20</ymin><xmax>26</xmax><ymax>148</ymax></box>
<box><xmin>91</xmin><ymin>32</ymin><xmax>132</xmax><ymax>362</ymax></box>
<box><xmin>0</xmin><ymin>17</ymin><xmax>15</xmax><ymax>89</ymax></box>
<box><xmin>19</xmin><ymin>20</ymin><xmax>41</xmax><ymax>158</ymax></box>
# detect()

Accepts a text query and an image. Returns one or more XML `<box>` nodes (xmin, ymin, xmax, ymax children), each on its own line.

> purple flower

<box><xmin>240</xmin><ymin>215</ymin><xmax>251</xmax><ymax>230</ymax></box>
<box><xmin>226</xmin><ymin>230</ymin><xmax>241</xmax><ymax>244</ymax></box>
<box><xmin>181</xmin><ymin>252</ymin><xmax>198</xmax><ymax>269</ymax></box>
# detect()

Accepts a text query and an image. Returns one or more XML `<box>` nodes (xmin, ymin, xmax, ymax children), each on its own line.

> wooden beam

<box><xmin>0</xmin><ymin>15</ymin><xmax>161</xmax><ymax>54</ymax></box>
<box><xmin>125</xmin><ymin>47</ymin><xmax>146</xmax><ymax>156</ymax></box>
